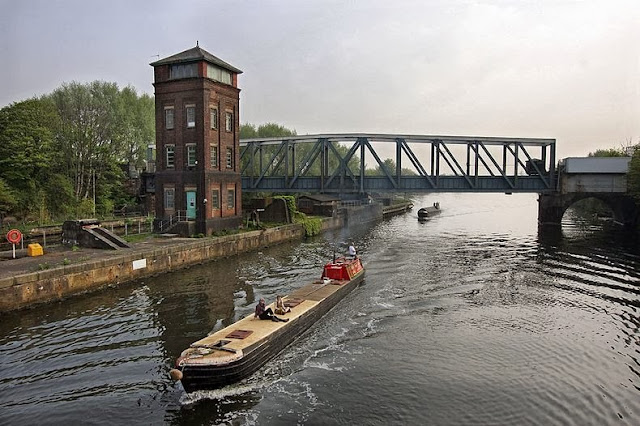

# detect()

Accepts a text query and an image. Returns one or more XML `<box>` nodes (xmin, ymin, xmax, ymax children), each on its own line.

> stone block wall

<box><xmin>0</xmin><ymin>217</ymin><xmax>345</xmax><ymax>312</ymax></box>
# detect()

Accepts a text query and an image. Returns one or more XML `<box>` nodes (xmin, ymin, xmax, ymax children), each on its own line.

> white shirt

<box><xmin>348</xmin><ymin>245</ymin><xmax>357</xmax><ymax>257</ymax></box>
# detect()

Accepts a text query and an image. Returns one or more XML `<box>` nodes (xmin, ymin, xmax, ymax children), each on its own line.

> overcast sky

<box><xmin>1</xmin><ymin>0</ymin><xmax>638</xmax><ymax>158</ymax></box>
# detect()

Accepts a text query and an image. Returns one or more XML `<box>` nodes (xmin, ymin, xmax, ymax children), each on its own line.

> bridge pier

<box><xmin>538</xmin><ymin>193</ymin><xmax>639</xmax><ymax>227</ymax></box>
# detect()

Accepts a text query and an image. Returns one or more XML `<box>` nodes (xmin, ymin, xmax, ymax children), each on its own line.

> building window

<box><xmin>170</xmin><ymin>63</ymin><xmax>197</xmax><ymax>80</ymax></box>
<box><xmin>227</xmin><ymin>188</ymin><xmax>235</xmax><ymax>210</ymax></box>
<box><xmin>226</xmin><ymin>147</ymin><xmax>233</xmax><ymax>169</ymax></box>
<box><xmin>186</xmin><ymin>105</ymin><xmax>195</xmax><ymax>128</ymax></box>
<box><xmin>225</xmin><ymin>112</ymin><xmax>233</xmax><ymax>132</ymax></box>
<box><xmin>165</xmin><ymin>107</ymin><xmax>174</xmax><ymax>130</ymax></box>
<box><xmin>164</xmin><ymin>188</ymin><xmax>175</xmax><ymax>209</ymax></box>
<box><xmin>166</xmin><ymin>145</ymin><xmax>175</xmax><ymax>168</ymax></box>
<box><xmin>210</xmin><ymin>108</ymin><xmax>218</xmax><ymax>129</ymax></box>
<box><xmin>207</xmin><ymin>64</ymin><xmax>232</xmax><ymax>85</ymax></box>
<box><xmin>211</xmin><ymin>189</ymin><xmax>220</xmax><ymax>210</ymax></box>
<box><xmin>210</xmin><ymin>145</ymin><xmax>218</xmax><ymax>168</ymax></box>
<box><xmin>186</xmin><ymin>144</ymin><xmax>196</xmax><ymax>167</ymax></box>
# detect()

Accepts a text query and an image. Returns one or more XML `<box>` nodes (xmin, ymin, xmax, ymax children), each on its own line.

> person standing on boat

<box><xmin>274</xmin><ymin>295</ymin><xmax>291</xmax><ymax>315</ymax></box>
<box><xmin>255</xmin><ymin>298</ymin><xmax>288</xmax><ymax>322</ymax></box>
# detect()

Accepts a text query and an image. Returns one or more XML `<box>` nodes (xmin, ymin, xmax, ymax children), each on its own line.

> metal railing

<box><xmin>157</xmin><ymin>210</ymin><xmax>188</xmax><ymax>232</ymax></box>
<box><xmin>0</xmin><ymin>218</ymin><xmax>155</xmax><ymax>251</ymax></box>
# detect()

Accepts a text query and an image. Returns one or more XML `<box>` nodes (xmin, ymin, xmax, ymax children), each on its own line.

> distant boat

<box><xmin>417</xmin><ymin>202</ymin><xmax>441</xmax><ymax>221</ymax></box>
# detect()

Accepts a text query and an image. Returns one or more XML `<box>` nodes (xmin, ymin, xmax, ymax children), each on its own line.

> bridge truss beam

<box><xmin>240</xmin><ymin>134</ymin><xmax>556</xmax><ymax>194</ymax></box>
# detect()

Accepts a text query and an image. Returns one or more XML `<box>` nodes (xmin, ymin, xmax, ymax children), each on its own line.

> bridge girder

<box><xmin>240</xmin><ymin>134</ymin><xmax>556</xmax><ymax>194</ymax></box>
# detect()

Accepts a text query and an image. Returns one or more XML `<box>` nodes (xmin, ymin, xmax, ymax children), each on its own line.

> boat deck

<box><xmin>187</xmin><ymin>279</ymin><xmax>349</xmax><ymax>361</ymax></box>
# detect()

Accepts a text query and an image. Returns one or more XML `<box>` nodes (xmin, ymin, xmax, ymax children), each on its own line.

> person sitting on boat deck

<box><xmin>255</xmin><ymin>298</ymin><xmax>288</xmax><ymax>322</ymax></box>
<box><xmin>348</xmin><ymin>243</ymin><xmax>357</xmax><ymax>259</ymax></box>
<box><xmin>274</xmin><ymin>295</ymin><xmax>291</xmax><ymax>315</ymax></box>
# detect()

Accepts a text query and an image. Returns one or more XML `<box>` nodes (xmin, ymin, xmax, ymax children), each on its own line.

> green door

<box><xmin>186</xmin><ymin>191</ymin><xmax>196</xmax><ymax>219</ymax></box>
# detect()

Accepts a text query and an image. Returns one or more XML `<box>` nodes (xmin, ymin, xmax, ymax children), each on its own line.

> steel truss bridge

<box><xmin>240</xmin><ymin>134</ymin><xmax>556</xmax><ymax>194</ymax></box>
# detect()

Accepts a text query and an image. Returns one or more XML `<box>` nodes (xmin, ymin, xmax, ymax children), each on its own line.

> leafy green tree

<box><xmin>364</xmin><ymin>157</ymin><xmax>417</xmax><ymax>176</ymax></box>
<box><xmin>48</xmin><ymin>81</ymin><xmax>122</xmax><ymax>200</ymax></box>
<box><xmin>588</xmin><ymin>148</ymin><xmax>625</xmax><ymax>157</ymax></box>
<box><xmin>580</xmin><ymin>142</ymin><xmax>639</xmax><ymax>219</ymax></box>
<box><xmin>0</xmin><ymin>178</ymin><xmax>18</xmax><ymax>221</ymax></box>
<box><xmin>43</xmin><ymin>173</ymin><xmax>76</xmax><ymax>218</ymax></box>
<box><xmin>628</xmin><ymin>146</ymin><xmax>640</xmax><ymax>201</ymax></box>
<box><xmin>239</xmin><ymin>122</ymin><xmax>365</xmax><ymax>179</ymax></box>
<box><xmin>0</xmin><ymin>98</ymin><xmax>58</xmax><ymax>215</ymax></box>
<box><xmin>47</xmin><ymin>81</ymin><xmax>154</xmax><ymax>214</ymax></box>
<box><xmin>118</xmin><ymin>87</ymin><xmax>155</xmax><ymax>168</ymax></box>
<box><xmin>240</xmin><ymin>123</ymin><xmax>257</xmax><ymax>139</ymax></box>
<box><xmin>240</xmin><ymin>122</ymin><xmax>296</xmax><ymax>175</ymax></box>
<box><xmin>255</xmin><ymin>122</ymin><xmax>297</xmax><ymax>138</ymax></box>
<box><xmin>240</xmin><ymin>122</ymin><xmax>297</xmax><ymax>139</ymax></box>
<box><xmin>0</xmin><ymin>81</ymin><xmax>154</xmax><ymax>221</ymax></box>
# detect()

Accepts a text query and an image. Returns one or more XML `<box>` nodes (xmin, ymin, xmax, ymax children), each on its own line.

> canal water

<box><xmin>1</xmin><ymin>193</ymin><xmax>639</xmax><ymax>425</ymax></box>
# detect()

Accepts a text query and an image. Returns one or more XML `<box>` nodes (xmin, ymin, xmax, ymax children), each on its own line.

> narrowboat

<box><xmin>169</xmin><ymin>256</ymin><xmax>365</xmax><ymax>392</ymax></box>
<box><xmin>418</xmin><ymin>202</ymin><xmax>441</xmax><ymax>220</ymax></box>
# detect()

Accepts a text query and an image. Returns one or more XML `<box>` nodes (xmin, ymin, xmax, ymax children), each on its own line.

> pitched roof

<box><xmin>150</xmin><ymin>45</ymin><xmax>242</xmax><ymax>74</ymax></box>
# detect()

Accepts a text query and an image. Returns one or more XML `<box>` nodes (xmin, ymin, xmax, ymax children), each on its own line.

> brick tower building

<box><xmin>151</xmin><ymin>45</ymin><xmax>243</xmax><ymax>235</ymax></box>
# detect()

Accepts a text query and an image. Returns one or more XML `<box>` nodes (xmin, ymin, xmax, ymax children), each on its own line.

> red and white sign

<box><xmin>6</xmin><ymin>229</ymin><xmax>22</xmax><ymax>244</ymax></box>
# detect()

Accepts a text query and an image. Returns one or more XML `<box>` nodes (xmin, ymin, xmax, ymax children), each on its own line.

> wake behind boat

<box><xmin>169</xmin><ymin>256</ymin><xmax>365</xmax><ymax>392</ymax></box>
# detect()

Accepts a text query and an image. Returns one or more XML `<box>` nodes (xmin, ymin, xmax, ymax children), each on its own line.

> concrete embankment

<box><xmin>0</xmin><ymin>217</ymin><xmax>344</xmax><ymax>313</ymax></box>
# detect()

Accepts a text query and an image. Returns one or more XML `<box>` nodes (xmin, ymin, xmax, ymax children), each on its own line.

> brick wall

<box><xmin>153</xmin><ymin>60</ymin><xmax>242</xmax><ymax>235</ymax></box>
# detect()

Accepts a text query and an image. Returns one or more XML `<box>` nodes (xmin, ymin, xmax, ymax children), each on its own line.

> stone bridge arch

<box><xmin>538</xmin><ymin>193</ymin><xmax>639</xmax><ymax>227</ymax></box>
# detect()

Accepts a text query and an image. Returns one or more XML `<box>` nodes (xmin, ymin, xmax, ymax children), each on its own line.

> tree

<box><xmin>0</xmin><ymin>81</ymin><xmax>155</xmax><ymax>221</ymax></box>
<box><xmin>240</xmin><ymin>122</ymin><xmax>297</xmax><ymax>139</ymax></box>
<box><xmin>47</xmin><ymin>81</ymin><xmax>154</xmax><ymax>214</ymax></box>
<box><xmin>363</xmin><ymin>157</ymin><xmax>417</xmax><ymax>176</ymax></box>
<box><xmin>240</xmin><ymin>123</ymin><xmax>257</xmax><ymax>139</ymax></box>
<box><xmin>0</xmin><ymin>178</ymin><xmax>17</xmax><ymax>221</ymax></box>
<box><xmin>239</xmin><ymin>122</ymin><xmax>366</xmax><ymax>178</ymax></box>
<box><xmin>118</xmin><ymin>87</ymin><xmax>155</xmax><ymax>168</ymax></box>
<box><xmin>43</xmin><ymin>173</ymin><xmax>76</xmax><ymax>219</ymax></box>
<box><xmin>254</xmin><ymin>122</ymin><xmax>297</xmax><ymax>138</ymax></box>
<box><xmin>240</xmin><ymin>122</ymin><xmax>296</xmax><ymax>175</ymax></box>
<box><xmin>48</xmin><ymin>81</ymin><xmax>121</xmax><ymax>201</ymax></box>
<box><xmin>628</xmin><ymin>145</ymin><xmax>640</xmax><ymax>201</ymax></box>
<box><xmin>582</xmin><ymin>141</ymin><xmax>640</xmax><ymax>219</ymax></box>
<box><xmin>588</xmin><ymin>148</ymin><xmax>625</xmax><ymax>157</ymax></box>
<box><xmin>0</xmin><ymin>98</ymin><xmax>58</xmax><ymax>215</ymax></box>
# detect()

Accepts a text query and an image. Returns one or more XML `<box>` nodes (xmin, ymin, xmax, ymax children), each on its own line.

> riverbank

<box><xmin>0</xmin><ymin>217</ymin><xmax>343</xmax><ymax>313</ymax></box>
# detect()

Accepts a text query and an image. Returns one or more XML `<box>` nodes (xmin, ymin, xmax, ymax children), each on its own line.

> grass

<box><xmin>123</xmin><ymin>233</ymin><xmax>154</xmax><ymax>243</ymax></box>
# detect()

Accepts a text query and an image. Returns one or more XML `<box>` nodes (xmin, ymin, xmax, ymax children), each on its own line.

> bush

<box><xmin>76</xmin><ymin>199</ymin><xmax>95</xmax><ymax>218</ymax></box>
<box><xmin>293</xmin><ymin>211</ymin><xmax>322</xmax><ymax>237</ymax></box>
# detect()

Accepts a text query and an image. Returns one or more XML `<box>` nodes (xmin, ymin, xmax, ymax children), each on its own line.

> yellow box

<box><xmin>27</xmin><ymin>243</ymin><xmax>44</xmax><ymax>257</ymax></box>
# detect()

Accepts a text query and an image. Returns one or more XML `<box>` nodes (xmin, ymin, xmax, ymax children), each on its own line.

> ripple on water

<box><xmin>2</xmin><ymin>194</ymin><xmax>640</xmax><ymax>425</ymax></box>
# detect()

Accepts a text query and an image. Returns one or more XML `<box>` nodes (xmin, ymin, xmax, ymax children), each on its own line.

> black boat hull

<box><xmin>180</xmin><ymin>272</ymin><xmax>364</xmax><ymax>392</ymax></box>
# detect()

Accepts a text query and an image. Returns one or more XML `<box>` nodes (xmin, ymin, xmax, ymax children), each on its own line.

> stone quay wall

<box><xmin>1</xmin><ymin>219</ymin><xmax>346</xmax><ymax>313</ymax></box>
